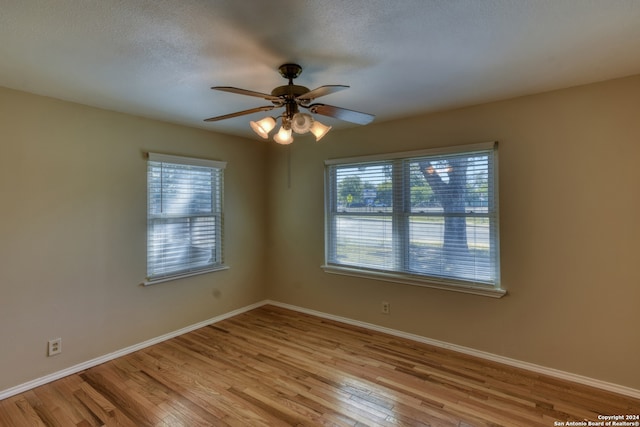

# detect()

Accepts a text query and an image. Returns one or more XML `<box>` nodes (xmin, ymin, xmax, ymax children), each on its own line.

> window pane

<box><xmin>148</xmin><ymin>216</ymin><xmax>217</xmax><ymax>276</ymax></box>
<box><xmin>408</xmin><ymin>216</ymin><xmax>494</xmax><ymax>283</ymax></box>
<box><xmin>148</xmin><ymin>164</ymin><xmax>214</xmax><ymax>216</ymax></box>
<box><xmin>335</xmin><ymin>162</ymin><xmax>393</xmax><ymax>210</ymax></box>
<box><xmin>408</xmin><ymin>154</ymin><xmax>490</xmax><ymax>212</ymax></box>
<box><xmin>332</xmin><ymin>215</ymin><xmax>393</xmax><ymax>270</ymax></box>
<box><xmin>405</xmin><ymin>153</ymin><xmax>494</xmax><ymax>284</ymax></box>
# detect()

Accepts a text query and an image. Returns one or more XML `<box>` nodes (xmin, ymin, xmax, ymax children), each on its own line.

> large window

<box><xmin>146</xmin><ymin>153</ymin><xmax>226</xmax><ymax>284</ymax></box>
<box><xmin>324</xmin><ymin>142</ymin><xmax>503</xmax><ymax>296</ymax></box>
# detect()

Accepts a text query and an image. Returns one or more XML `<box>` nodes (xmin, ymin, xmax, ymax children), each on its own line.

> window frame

<box><xmin>144</xmin><ymin>152</ymin><xmax>228</xmax><ymax>285</ymax></box>
<box><xmin>322</xmin><ymin>142</ymin><xmax>505</xmax><ymax>298</ymax></box>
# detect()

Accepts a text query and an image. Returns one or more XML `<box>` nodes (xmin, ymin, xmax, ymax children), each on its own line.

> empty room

<box><xmin>1</xmin><ymin>1</ymin><xmax>639</xmax><ymax>426</ymax></box>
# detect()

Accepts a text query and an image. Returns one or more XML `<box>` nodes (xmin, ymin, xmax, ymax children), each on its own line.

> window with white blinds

<box><xmin>324</xmin><ymin>142</ymin><xmax>501</xmax><ymax>294</ymax></box>
<box><xmin>146</xmin><ymin>153</ymin><xmax>226</xmax><ymax>284</ymax></box>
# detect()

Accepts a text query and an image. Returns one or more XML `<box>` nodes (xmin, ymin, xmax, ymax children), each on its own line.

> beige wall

<box><xmin>266</xmin><ymin>75</ymin><xmax>640</xmax><ymax>390</ymax></box>
<box><xmin>0</xmin><ymin>87</ymin><xmax>268</xmax><ymax>390</ymax></box>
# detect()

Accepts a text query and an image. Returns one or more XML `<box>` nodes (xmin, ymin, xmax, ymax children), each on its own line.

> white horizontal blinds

<box><xmin>147</xmin><ymin>154</ymin><xmax>225</xmax><ymax>281</ymax></box>
<box><xmin>326</xmin><ymin>142</ymin><xmax>498</xmax><ymax>287</ymax></box>
<box><xmin>328</xmin><ymin>161</ymin><xmax>396</xmax><ymax>271</ymax></box>
<box><xmin>406</xmin><ymin>150</ymin><xmax>496</xmax><ymax>284</ymax></box>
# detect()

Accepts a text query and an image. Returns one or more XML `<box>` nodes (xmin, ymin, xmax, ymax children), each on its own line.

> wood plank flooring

<box><xmin>1</xmin><ymin>305</ymin><xmax>638</xmax><ymax>426</ymax></box>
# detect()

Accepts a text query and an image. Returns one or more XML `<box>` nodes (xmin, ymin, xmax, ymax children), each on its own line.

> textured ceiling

<box><xmin>2</xmin><ymin>0</ymin><xmax>640</xmax><ymax>139</ymax></box>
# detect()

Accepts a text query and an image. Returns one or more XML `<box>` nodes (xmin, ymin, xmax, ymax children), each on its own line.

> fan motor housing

<box><xmin>271</xmin><ymin>84</ymin><xmax>310</xmax><ymax>99</ymax></box>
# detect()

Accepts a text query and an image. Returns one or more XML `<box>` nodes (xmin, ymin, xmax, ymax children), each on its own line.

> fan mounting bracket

<box><xmin>271</xmin><ymin>84</ymin><xmax>310</xmax><ymax>99</ymax></box>
<box><xmin>278</xmin><ymin>63</ymin><xmax>303</xmax><ymax>80</ymax></box>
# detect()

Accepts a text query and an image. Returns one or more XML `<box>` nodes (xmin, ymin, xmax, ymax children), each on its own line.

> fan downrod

<box><xmin>278</xmin><ymin>63</ymin><xmax>303</xmax><ymax>81</ymax></box>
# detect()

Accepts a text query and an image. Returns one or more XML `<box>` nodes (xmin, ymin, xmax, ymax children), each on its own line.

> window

<box><xmin>324</xmin><ymin>142</ymin><xmax>503</xmax><ymax>297</ymax></box>
<box><xmin>146</xmin><ymin>153</ymin><xmax>226</xmax><ymax>284</ymax></box>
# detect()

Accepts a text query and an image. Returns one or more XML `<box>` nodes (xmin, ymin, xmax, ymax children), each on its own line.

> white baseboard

<box><xmin>2</xmin><ymin>299</ymin><xmax>639</xmax><ymax>402</ymax></box>
<box><xmin>264</xmin><ymin>300</ymin><xmax>640</xmax><ymax>400</ymax></box>
<box><xmin>0</xmin><ymin>301</ymin><xmax>265</xmax><ymax>401</ymax></box>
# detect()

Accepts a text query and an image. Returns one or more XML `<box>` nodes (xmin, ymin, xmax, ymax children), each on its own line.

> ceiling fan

<box><xmin>204</xmin><ymin>63</ymin><xmax>375</xmax><ymax>144</ymax></box>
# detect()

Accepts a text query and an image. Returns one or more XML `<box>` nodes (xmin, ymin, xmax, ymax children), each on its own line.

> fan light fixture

<box><xmin>273</xmin><ymin>124</ymin><xmax>293</xmax><ymax>145</ymax></box>
<box><xmin>249</xmin><ymin>117</ymin><xmax>277</xmax><ymax>138</ymax></box>
<box><xmin>250</xmin><ymin>112</ymin><xmax>331</xmax><ymax>143</ymax></box>
<box><xmin>309</xmin><ymin>120</ymin><xmax>331</xmax><ymax>141</ymax></box>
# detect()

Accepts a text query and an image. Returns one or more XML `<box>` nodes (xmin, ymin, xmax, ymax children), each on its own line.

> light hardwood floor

<box><xmin>1</xmin><ymin>305</ymin><xmax>638</xmax><ymax>426</ymax></box>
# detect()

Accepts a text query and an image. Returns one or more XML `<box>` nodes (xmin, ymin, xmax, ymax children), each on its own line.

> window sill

<box><xmin>142</xmin><ymin>265</ymin><xmax>229</xmax><ymax>286</ymax></box>
<box><xmin>321</xmin><ymin>265</ymin><xmax>506</xmax><ymax>298</ymax></box>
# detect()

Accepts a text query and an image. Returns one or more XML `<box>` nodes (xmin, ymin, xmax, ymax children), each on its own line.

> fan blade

<box><xmin>309</xmin><ymin>103</ymin><xmax>375</xmax><ymax>125</ymax></box>
<box><xmin>296</xmin><ymin>85</ymin><xmax>349</xmax><ymax>101</ymax></box>
<box><xmin>204</xmin><ymin>106</ymin><xmax>275</xmax><ymax>122</ymax></box>
<box><xmin>212</xmin><ymin>86</ymin><xmax>282</xmax><ymax>102</ymax></box>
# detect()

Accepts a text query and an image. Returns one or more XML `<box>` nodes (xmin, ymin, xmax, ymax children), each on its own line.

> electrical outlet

<box><xmin>381</xmin><ymin>301</ymin><xmax>390</xmax><ymax>314</ymax></box>
<box><xmin>48</xmin><ymin>338</ymin><xmax>62</xmax><ymax>356</ymax></box>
